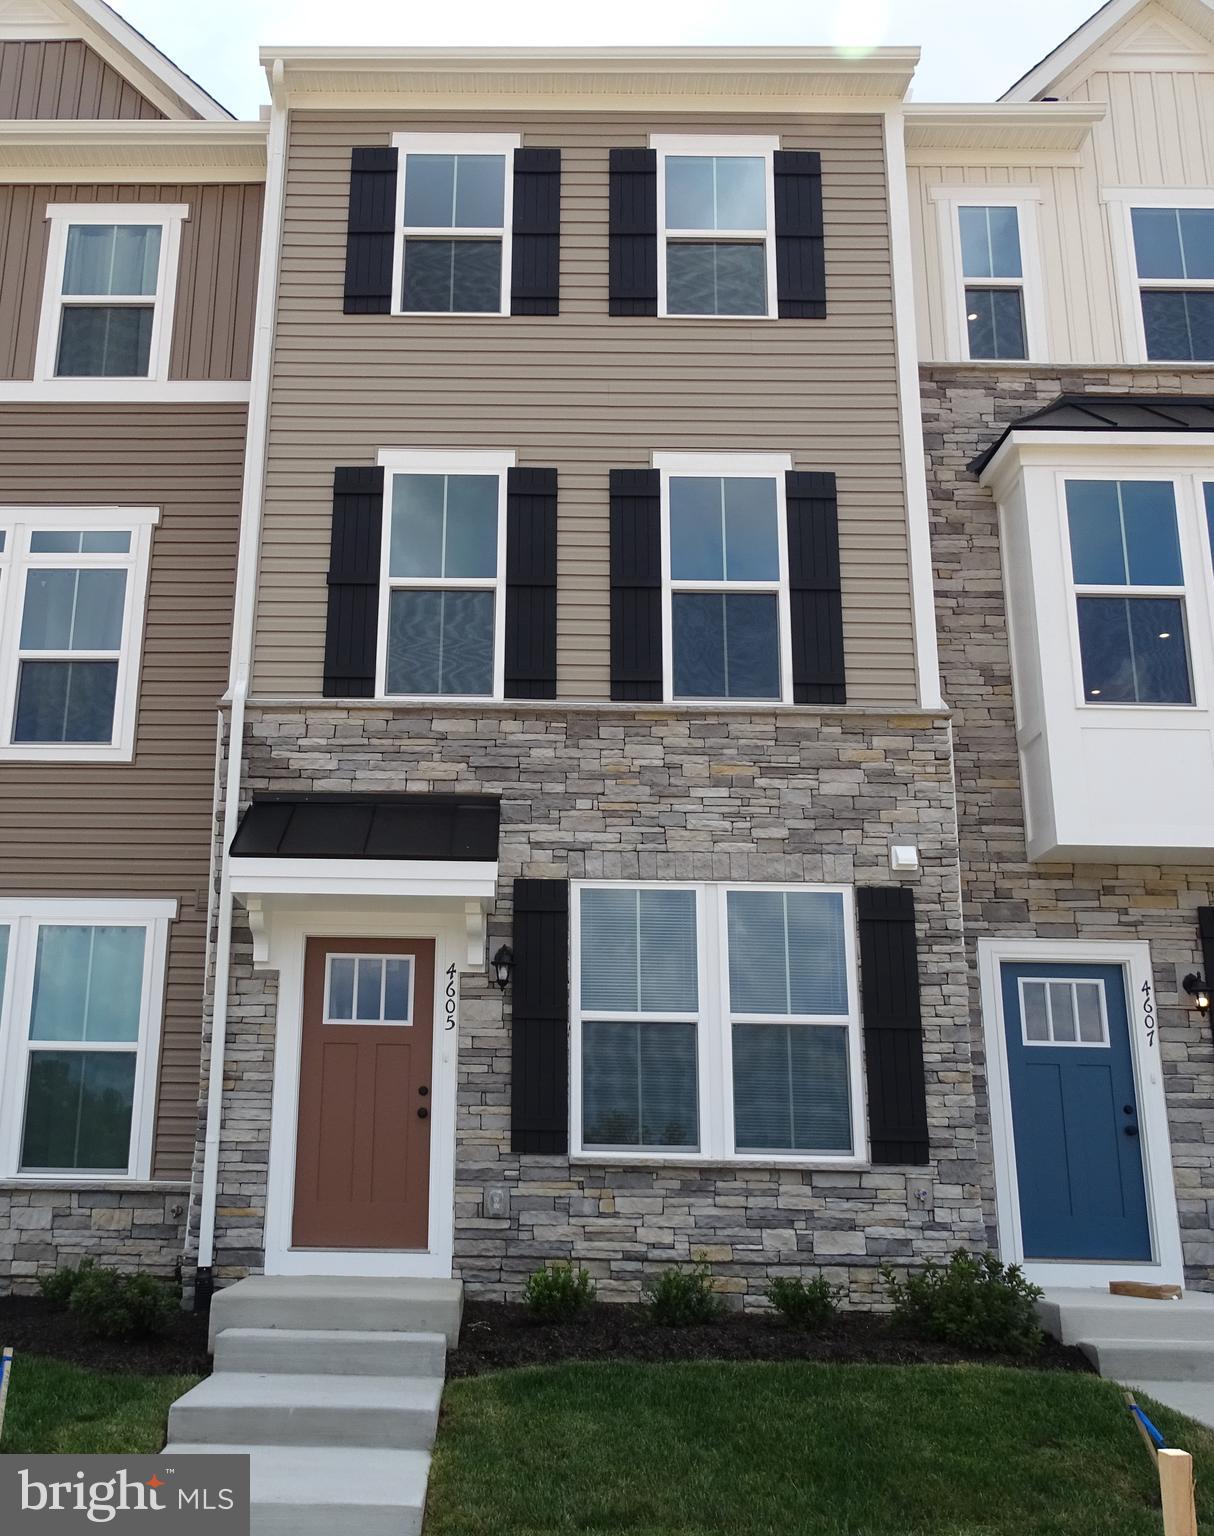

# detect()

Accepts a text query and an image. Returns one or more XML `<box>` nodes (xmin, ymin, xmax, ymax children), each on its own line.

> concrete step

<box><xmin>208</xmin><ymin>1277</ymin><xmax>463</xmax><ymax>1352</ymax></box>
<box><xmin>214</xmin><ymin>1327</ymin><xmax>447</xmax><ymax>1379</ymax></box>
<box><xmin>167</xmin><ymin>1372</ymin><xmax>443</xmax><ymax>1452</ymax></box>
<box><xmin>1080</xmin><ymin>1338</ymin><xmax>1214</xmax><ymax>1383</ymax></box>
<box><xmin>1039</xmin><ymin>1291</ymin><xmax>1214</xmax><ymax>1347</ymax></box>
<box><xmin>164</xmin><ymin>1445</ymin><xmax>431</xmax><ymax>1536</ymax></box>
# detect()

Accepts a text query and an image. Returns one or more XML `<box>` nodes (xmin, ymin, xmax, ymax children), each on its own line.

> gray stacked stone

<box><xmin>0</xmin><ymin>1184</ymin><xmax>188</xmax><ymax>1293</ymax></box>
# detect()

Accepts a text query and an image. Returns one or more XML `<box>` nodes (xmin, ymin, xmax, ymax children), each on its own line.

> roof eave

<box><xmin>904</xmin><ymin>102</ymin><xmax>1105</xmax><ymax>153</ymax></box>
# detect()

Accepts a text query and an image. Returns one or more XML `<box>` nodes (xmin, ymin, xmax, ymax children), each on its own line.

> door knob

<box><xmin>418</xmin><ymin>1107</ymin><xmax>429</xmax><ymax>1120</ymax></box>
<box><xmin>1123</xmin><ymin>1104</ymin><xmax>1134</xmax><ymax>1115</ymax></box>
<box><xmin>1124</xmin><ymin>1124</ymin><xmax>1138</xmax><ymax>1138</ymax></box>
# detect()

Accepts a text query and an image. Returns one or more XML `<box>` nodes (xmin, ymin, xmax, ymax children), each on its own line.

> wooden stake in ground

<box><xmin>0</xmin><ymin>1347</ymin><xmax>12</xmax><ymax>1446</ymax></box>
<box><xmin>1158</xmin><ymin>1448</ymin><xmax>1199</xmax><ymax>1536</ymax></box>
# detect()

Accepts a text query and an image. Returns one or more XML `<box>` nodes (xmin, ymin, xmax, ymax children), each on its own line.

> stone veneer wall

<box><xmin>0</xmin><ymin>1183</ymin><xmax>189</xmax><ymax>1294</ymax></box>
<box><xmin>924</xmin><ymin>363</ymin><xmax>1214</xmax><ymax>1288</ymax></box>
<box><xmin>189</xmin><ymin>703</ymin><xmax>989</xmax><ymax>1305</ymax></box>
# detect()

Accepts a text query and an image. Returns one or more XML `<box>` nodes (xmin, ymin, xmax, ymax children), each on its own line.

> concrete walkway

<box><xmin>164</xmin><ymin>1276</ymin><xmax>463</xmax><ymax>1535</ymax></box>
<box><xmin>1039</xmin><ymin>1288</ymin><xmax>1214</xmax><ymax>1429</ymax></box>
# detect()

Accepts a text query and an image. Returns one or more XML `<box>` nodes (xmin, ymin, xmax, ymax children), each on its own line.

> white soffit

<box><xmin>0</xmin><ymin>121</ymin><xmax>267</xmax><ymax>181</ymax></box>
<box><xmin>903</xmin><ymin>103</ymin><xmax>1105</xmax><ymax>154</ymax></box>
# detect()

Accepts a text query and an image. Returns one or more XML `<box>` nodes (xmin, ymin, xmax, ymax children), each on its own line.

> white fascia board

<box><xmin>229</xmin><ymin>858</ymin><xmax>499</xmax><ymax>901</ymax></box>
<box><xmin>980</xmin><ymin>430</ymin><xmax>1214</xmax><ymax>491</ymax></box>
<box><xmin>0</xmin><ymin>122</ymin><xmax>267</xmax><ymax>184</ymax></box>
<box><xmin>1000</xmin><ymin>0</ymin><xmax>1146</xmax><ymax>102</ymax></box>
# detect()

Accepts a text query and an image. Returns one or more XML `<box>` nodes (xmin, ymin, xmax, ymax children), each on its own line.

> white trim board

<box><xmin>977</xmin><ymin>937</ymin><xmax>1184</xmax><ymax>1289</ymax></box>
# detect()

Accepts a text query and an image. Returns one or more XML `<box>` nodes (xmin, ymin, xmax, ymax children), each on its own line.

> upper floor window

<box><xmin>1065</xmin><ymin>479</ymin><xmax>1193</xmax><ymax>705</ymax></box>
<box><xmin>1131</xmin><ymin>206</ymin><xmax>1214</xmax><ymax>361</ymax></box>
<box><xmin>392</xmin><ymin>134</ymin><xmax>520</xmax><ymax>315</ymax></box>
<box><xmin>376</xmin><ymin>450</ymin><xmax>509</xmax><ymax>699</ymax></box>
<box><xmin>959</xmin><ymin>206</ymin><xmax>1027</xmax><ymax>360</ymax></box>
<box><xmin>656</xmin><ymin>452</ymin><xmax>793</xmax><ymax>703</ymax></box>
<box><xmin>652</xmin><ymin>136</ymin><xmax>778</xmax><ymax>319</ymax></box>
<box><xmin>35</xmin><ymin>205</ymin><xmax>187</xmax><ymax>383</ymax></box>
<box><xmin>0</xmin><ymin>509</ymin><xmax>158</xmax><ymax>760</ymax></box>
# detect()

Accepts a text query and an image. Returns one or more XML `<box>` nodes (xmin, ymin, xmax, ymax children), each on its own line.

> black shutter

<box><xmin>344</xmin><ymin>147</ymin><xmax>398</xmax><ymax>315</ymax></box>
<box><xmin>786</xmin><ymin>470</ymin><xmax>845</xmax><ymax>705</ymax></box>
<box><xmin>610</xmin><ymin>468</ymin><xmax>662</xmax><ymax>701</ymax></box>
<box><xmin>511</xmin><ymin>879</ymin><xmax>570</xmax><ymax>1155</ymax></box>
<box><xmin>609</xmin><ymin>148</ymin><xmax>657</xmax><ymax>317</ymax></box>
<box><xmin>323</xmin><ymin>466</ymin><xmax>384</xmax><ymax>698</ymax></box>
<box><xmin>505</xmin><ymin>467</ymin><xmax>558</xmax><ymax>699</ymax></box>
<box><xmin>774</xmin><ymin>150</ymin><xmax>825</xmax><ymax>320</ymax></box>
<box><xmin>858</xmin><ymin>887</ymin><xmax>930</xmax><ymax>1166</ymax></box>
<box><xmin>1200</xmin><ymin>909</ymin><xmax>1214</xmax><ymax>1005</ymax></box>
<box><xmin>511</xmin><ymin>147</ymin><xmax>561</xmax><ymax>316</ymax></box>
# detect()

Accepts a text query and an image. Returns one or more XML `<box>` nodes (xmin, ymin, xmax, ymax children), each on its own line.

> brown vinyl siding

<box><xmin>254</xmin><ymin>111</ymin><xmax>916</xmax><ymax>706</ymax></box>
<box><xmin>0</xmin><ymin>183</ymin><xmax>263</xmax><ymax>381</ymax></box>
<box><xmin>0</xmin><ymin>406</ymin><xmax>245</xmax><ymax>1176</ymax></box>
<box><xmin>0</xmin><ymin>40</ymin><xmax>164</xmax><ymax>121</ymax></box>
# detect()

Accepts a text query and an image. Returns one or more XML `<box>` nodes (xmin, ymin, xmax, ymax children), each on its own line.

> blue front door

<box><xmin>1001</xmin><ymin>963</ymin><xmax>1151</xmax><ymax>1262</ymax></box>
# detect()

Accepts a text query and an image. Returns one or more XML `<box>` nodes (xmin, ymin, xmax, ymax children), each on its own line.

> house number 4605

<box><xmin>445</xmin><ymin>964</ymin><xmax>458</xmax><ymax>1031</ymax></box>
<box><xmin>1141</xmin><ymin>978</ymin><xmax>1156</xmax><ymax>1049</ymax></box>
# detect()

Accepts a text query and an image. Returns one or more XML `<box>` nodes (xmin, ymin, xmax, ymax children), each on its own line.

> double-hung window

<box><xmin>658</xmin><ymin>452</ymin><xmax>793</xmax><ymax>703</ymax></box>
<box><xmin>0</xmin><ymin>902</ymin><xmax>173</xmax><ymax>1180</ymax></box>
<box><xmin>653</xmin><ymin>136</ymin><xmax>778</xmax><ymax>318</ymax></box>
<box><xmin>1130</xmin><ymin>205</ymin><xmax>1214</xmax><ymax>361</ymax></box>
<box><xmin>959</xmin><ymin>205</ymin><xmax>1027</xmax><ymax>360</ymax></box>
<box><xmin>1065</xmin><ymin>478</ymin><xmax>1193</xmax><ymax>705</ymax></box>
<box><xmin>392</xmin><ymin>134</ymin><xmax>520</xmax><ymax>315</ymax></box>
<box><xmin>0</xmin><ymin>509</ymin><xmax>157</xmax><ymax>759</ymax></box>
<box><xmin>376</xmin><ymin>450</ymin><xmax>510</xmax><ymax>699</ymax></box>
<box><xmin>572</xmin><ymin>882</ymin><xmax>864</xmax><ymax>1163</ymax></box>
<box><xmin>36</xmin><ymin>205</ymin><xmax>186</xmax><ymax>382</ymax></box>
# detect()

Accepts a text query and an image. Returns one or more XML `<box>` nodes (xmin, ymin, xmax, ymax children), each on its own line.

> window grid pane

<box><xmin>1077</xmin><ymin>595</ymin><xmax>1192</xmax><ymax>704</ymax></box>
<box><xmin>665</xmin><ymin>155</ymin><xmax>767</xmax><ymax>232</ymax></box>
<box><xmin>580</xmin><ymin>888</ymin><xmax>698</xmax><ymax>1014</ymax></box>
<box><xmin>62</xmin><ymin>224</ymin><xmax>161</xmax><ymax>296</ymax></box>
<box><xmin>965</xmin><ymin>287</ymin><xmax>1026</xmax><ymax>360</ymax></box>
<box><xmin>582</xmin><ymin>1020</ymin><xmax>699</xmax><ymax>1150</ymax></box>
<box><xmin>386</xmin><ymin>588</ymin><xmax>495</xmax><ymax>696</ymax></box>
<box><xmin>29</xmin><ymin>926</ymin><xmax>145</xmax><ymax>1043</ymax></box>
<box><xmin>1066</xmin><ymin>480</ymin><xmax>1183</xmax><ymax>589</ymax></box>
<box><xmin>21</xmin><ymin>1051</ymin><xmax>136</xmax><ymax>1172</ymax></box>
<box><xmin>666</xmin><ymin>241</ymin><xmax>766</xmax><ymax>316</ymax></box>
<box><xmin>56</xmin><ymin>306</ymin><xmax>154</xmax><ymax>378</ymax></box>
<box><xmin>1141</xmin><ymin>289</ymin><xmax>1214</xmax><ymax>362</ymax></box>
<box><xmin>402</xmin><ymin>238</ymin><xmax>502</xmax><ymax>314</ymax></box>
<box><xmin>959</xmin><ymin>205</ymin><xmax>1022</xmax><ymax>280</ymax></box>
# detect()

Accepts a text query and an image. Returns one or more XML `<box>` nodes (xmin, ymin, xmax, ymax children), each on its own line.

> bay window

<box><xmin>572</xmin><ymin>882</ymin><xmax>864</xmax><ymax>1163</ymax></box>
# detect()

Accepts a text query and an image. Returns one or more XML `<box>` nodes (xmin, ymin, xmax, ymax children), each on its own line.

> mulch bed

<box><xmin>0</xmin><ymin>1295</ymin><xmax>210</xmax><ymax>1376</ymax></box>
<box><xmin>448</xmin><ymin>1300</ymin><xmax>1092</xmax><ymax>1379</ymax></box>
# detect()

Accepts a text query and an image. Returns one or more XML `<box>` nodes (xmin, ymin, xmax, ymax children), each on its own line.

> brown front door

<box><xmin>292</xmin><ymin>937</ymin><xmax>435</xmax><ymax>1251</ymax></box>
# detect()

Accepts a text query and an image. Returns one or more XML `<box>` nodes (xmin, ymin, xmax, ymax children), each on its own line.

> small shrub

<box><xmin>522</xmin><ymin>1262</ymin><xmax>597</xmax><ymax>1322</ymax></box>
<box><xmin>645</xmin><ymin>1256</ymin><xmax>723</xmax><ymax>1326</ymax></box>
<box><xmin>767</xmin><ymin>1274</ymin><xmax>841</xmax><ymax>1330</ymax></box>
<box><xmin>882</xmin><ymin>1248</ymin><xmax>1043</xmax><ymax>1356</ymax></box>
<box><xmin>38</xmin><ymin>1258</ymin><xmax>96</xmax><ymax>1307</ymax></box>
<box><xmin>67</xmin><ymin>1266</ymin><xmax>177</xmax><ymax>1340</ymax></box>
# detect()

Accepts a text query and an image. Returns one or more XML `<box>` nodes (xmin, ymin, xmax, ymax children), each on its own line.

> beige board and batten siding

<box><xmin>0</xmin><ymin>39</ymin><xmax>165</xmax><ymax>121</ymax></box>
<box><xmin>254</xmin><ymin>111</ymin><xmax>916</xmax><ymax>706</ymax></box>
<box><xmin>0</xmin><ymin>183</ymin><xmax>263</xmax><ymax>381</ymax></box>
<box><xmin>0</xmin><ymin>407</ymin><xmax>246</xmax><ymax>1178</ymax></box>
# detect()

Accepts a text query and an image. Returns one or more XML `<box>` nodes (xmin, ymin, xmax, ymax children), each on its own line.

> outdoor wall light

<box><xmin>491</xmin><ymin>944</ymin><xmax>515</xmax><ymax>990</ymax></box>
<box><xmin>1183</xmin><ymin>973</ymin><xmax>1210</xmax><ymax>1018</ymax></box>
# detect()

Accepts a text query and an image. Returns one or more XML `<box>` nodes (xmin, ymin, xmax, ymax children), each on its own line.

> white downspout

<box><xmin>195</xmin><ymin>59</ymin><xmax>288</xmax><ymax>1295</ymax></box>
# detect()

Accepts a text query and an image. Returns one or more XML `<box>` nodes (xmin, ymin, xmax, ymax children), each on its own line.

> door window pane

<box><xmin>665</xmin><ymin>156</ymin><xmax>766</xmax><ymax>230</ymax></box>
<box><xmin>20</xmin><ymin>568</ymin><xmax>127</xmax><ymax>651</ymax></box>
<box><xmin>1022</xmin><ymin>981</ymin><xmax>1049</xmax><ymax>1041</ymax></box>
<box><xmin>14</xmin><ymin>660</ymin><xmax>119</xmax><ymax>743</ymax></box>
<box><xmin>672</xmin><ymin>592</ymin><xmax>780</xmax><ymax>699</ymax></box>
<box><xmin>390</xmin><ymin>475</ymin><xmax>497</xmax><ymax>579</ymax></box>
<box><xmin>384</xmin><ymin>959</ymin><xmax>411</xmax><ymax>1021</ymax></box>
<box><xmin>403</xmin><ymin>153</ymin><xmax>505</xmax><ymax>228</ymax></box>
<box><xmin>1066</xmin><ymin>481</ymin><xmax>1182</xmax><ymax>587</ymax></box>
<box><xmin>21</xmin><ymin>1051</ymin><xmax>136</xmax><ymax>1172</ymax></box>
<box><xmin>666</xmin><ymin>242</ymin><xmax>766</xmax><ymax>316</ymax></box>
<box><xmin>1077</xmin><ymin>596</ymin><xmax>1191</xmax><ymax>704</ymax></box>
<box><xmin>56</xmin><ymin>306</ymin><xmax>154</xmax><ymax>377</ymax></box>
<box><xmin>386</xmin><ymin>589</ymin><xmax>494</xmax><ymax>695</ymax></box>
<box><xmin>580</xmin><ymin>887</ymin><xmax>698</xmax><ymax>1013</ymax></box>
<box><xmin>733</xmin><ymin>1022</ymin><xmax>852</xmax><ymax>1153</ymax></box>
<box><xmin>29</xmin><ymin>926</ymin><xmax>145</xmax><ymax>1042</ymax></box>
<box><xmin>965</xmin><ymin>287</ymin><xmax>1026</xmax><ymax>359</ymax></box>
<box><xmin>356</xmin><ymin>958</ymin><xmax>384</xmax><ymax>1021</ymax></box>
<box><xmin>669</xmin><ymin>477</ymin><xmax>779</xmax><ymax>582</ymax></box>
<box><xmin>959</xmin><ymin>206</ymin><xmax>1022</xmax><ymax>279</ymax></box>
<box><xmin>1141</xmin><ymin>290</ymin><xmax>1214</xmax><ymax>361</ymax></box>
<box><xmin>582</xmin><ymin>1020</ymin><xmax>698</xmax><ymax>1149</ymax></box>
<box><xmin>327</xmin><ymin>957</ymin><xmax>355</xmax><ymax>1020</ymax></box>
<box><xmin>62</xmin><ymin>225</ymin><xmax>160</xmax><ymax>296</ymax></box>
<box><xmin>1132</xmin><ymin>207</ymin><xmax>1214</xmax><ymax>280</ymax></box>
<box><xmin>402</xmin><ymin>239</ymin><xmax>501</xmax><ymax>313</ymax></box>
<box><xmin>727</xmin><ymin>889</ymin><xmax>849</xmax><ymax>1016</ymax></box>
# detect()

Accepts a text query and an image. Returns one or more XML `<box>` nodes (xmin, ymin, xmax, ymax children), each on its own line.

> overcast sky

<box><xmin>107</xmin><ymin>0</ymin><xmax>1107</xmax><ymax>119</ymax></box>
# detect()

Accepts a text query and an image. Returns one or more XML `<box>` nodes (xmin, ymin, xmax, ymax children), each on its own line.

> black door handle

<box><xmin>417</xmin><ymin>1107</ymin><xmax>429</xmax><ymax>1120</ymax></box>
<box><xmin>419</xmin><ymin>1085</ymin><xmax>429</xmax><ymax>1097</ymax></box>
<box><xmin>1124</xmin><ymin>1124</ymin><xmax>1138</xmax><ymax>1138</ymax></box>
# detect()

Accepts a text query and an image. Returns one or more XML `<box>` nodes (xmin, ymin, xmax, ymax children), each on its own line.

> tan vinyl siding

<box><xmin>0</xmin><ymin>406</ymin><xmax>245</xmax><ymax>1176</ymax></box>
<box><xmin>0</xmin><ymin>40</ymin><xmax>164</xmax><ymax>121</ymax></box>
<box><xmin>0</xmin><ymin>183</ymin><xmax>263</xmax><ymax>381</ymax></box>
<box><xmin>254</xmin><ymin>110</ymin><xmax>916</xmax><ymax>706</ymax></box>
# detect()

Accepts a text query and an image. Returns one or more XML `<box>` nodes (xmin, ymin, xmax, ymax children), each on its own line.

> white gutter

<box><xmin>195</xmin><ymin>60</ymin><xmax>288</xmax><ymax>1291</ymax></box>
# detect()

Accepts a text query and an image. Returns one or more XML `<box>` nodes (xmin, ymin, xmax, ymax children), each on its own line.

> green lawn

<box><xmin>426</xmin><ymin>1361</ymin><xmax>1214</xmax><ymax>1536</ymax></box>
<box><xmin>0</xmin><ymin>1355</ymin><xmax>200</xmax><ymax>1455</ymax></box>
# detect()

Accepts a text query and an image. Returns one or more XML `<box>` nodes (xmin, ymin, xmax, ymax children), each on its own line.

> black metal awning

<box><xmin>969</xmin><ymin>394</ymin><xmax>1214</xmax><ymax>475</ymax></box>
<box><xmin>229</xmin><ymin>793</ymin><xmax>501</xmax><ymax>862</ymax></box>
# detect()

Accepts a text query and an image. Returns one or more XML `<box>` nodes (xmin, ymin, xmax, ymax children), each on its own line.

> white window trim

<box><xmin>929</xmin><ymin>186</ymin><xmax>1046</xmax><ymax>364</ymax></box>
<box><xmin>0</xmin><ymin>506</ymin><xmax>159</xmax><ymax>762</ymax></box>
<box><xmin>1103</xmin><ymin>188</ymin><xmax>1214</xmax><ymax>366</ymax></box>
<box><xmin>569</xmin><ymin>880</ymin><xmax>867</xmax><ymax>1169</ymax></box>
<box><xmin>0</xmin><ymin>898</ymin><xmax>175</xmax><ymax>1184</ymax></box>
<box><xmin>650</xmin><ymin>134</ymin><xmax>780</xmax><ymax>321</ymax></box>
<box><xmin>374</xmin><ymin>448</ymin><xmax>514</xmax><ymax>703</ymax></box>
<box><xmin>1055</xmin><ymin>469</ymin><xmax>1206</xmax><ymax>713</ymax></box>
<box><xmin>653</xmin><ymin>450</ymin><xmax>794</xmax><ymax>706</ymax></box>
<box><xmin>390</xmin><ymin>133</ymin><xmax>521</xmax><ymax>319</ymax></box>
<box><xmin>34</xmin><ymin>203</ymin><xmax>189</xmax><ymax>385</ymax></box>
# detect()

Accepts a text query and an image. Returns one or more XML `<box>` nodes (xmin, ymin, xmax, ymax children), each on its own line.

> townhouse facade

<box><xmin>0</xmin><ymin>1</ymin><xmax>265</xmax><ymax>1287</ymax></box>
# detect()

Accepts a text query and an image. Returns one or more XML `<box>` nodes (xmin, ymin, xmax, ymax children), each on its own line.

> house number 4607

<box><xmin>445</xmin><ymin>964</ymin><xmax>458</xmax><ymax>1031</ymax></box>
<box><xmin>1141</xmin><ymin>978</ymin><xmax>1156</xmax><ymax>1049</ymax></box>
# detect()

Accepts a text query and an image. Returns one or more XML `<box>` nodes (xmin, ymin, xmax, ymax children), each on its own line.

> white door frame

<box><xmin>261</xmin><ymin>900</ymin><xmax>473</xmax><ymax>1278</ymax></box>
<box><xmin>978</xmin><ymin>937</ymin><xmax>1184</xmax><ymax>1290</ymax></box>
